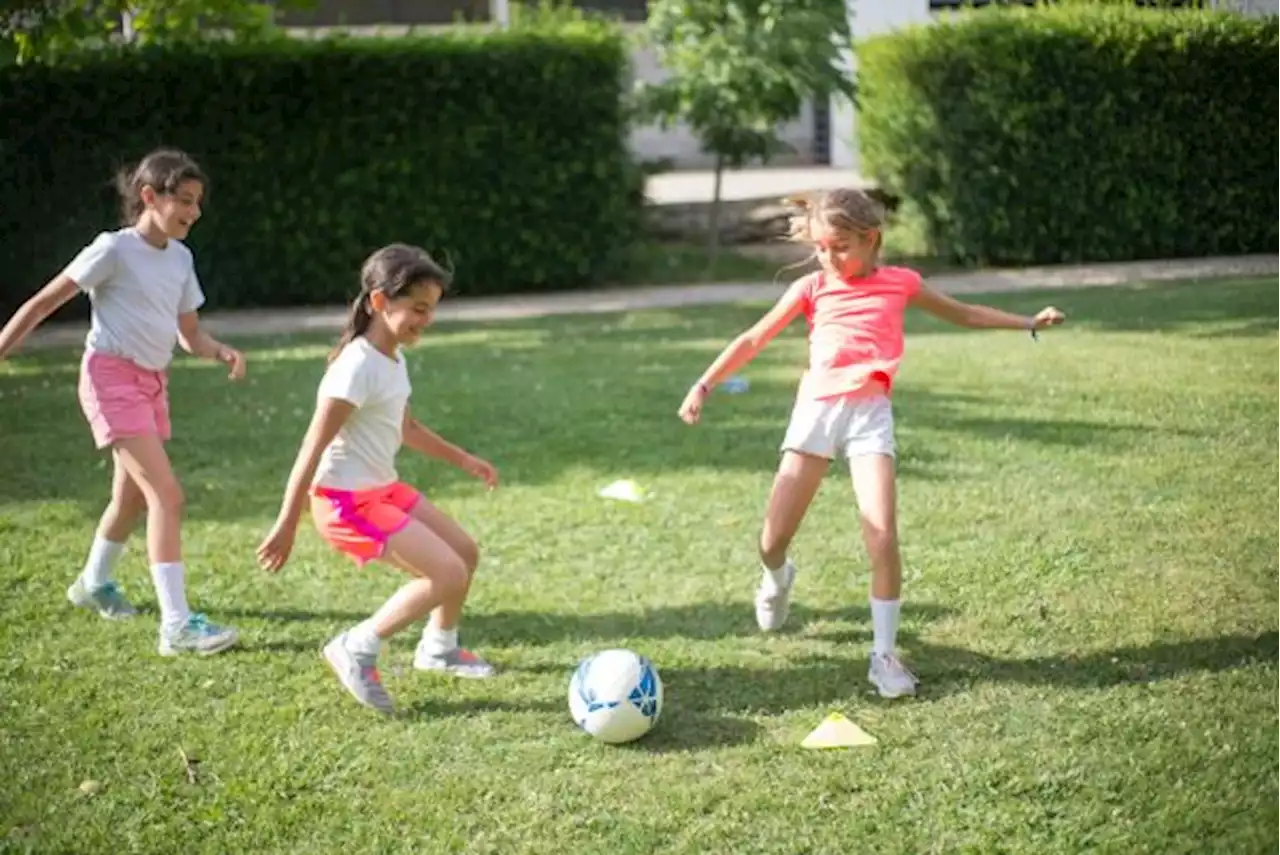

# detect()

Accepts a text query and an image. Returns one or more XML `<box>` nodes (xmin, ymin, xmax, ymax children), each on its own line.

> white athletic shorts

<box><xmin>780</xmin><ymin>393</ymin><xmax>896</xmax><ymax>460</ymax></box>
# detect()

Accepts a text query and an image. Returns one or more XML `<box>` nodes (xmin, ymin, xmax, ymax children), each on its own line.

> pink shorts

<box><xmin>310</xmin><ymin>481</ymin><xmax>423</xmax><ymax>565</ymax></box>
<box><xmin>78</xmin><ymin>351</ymin><xmax>171</xmax><ymax>450</ymax></box>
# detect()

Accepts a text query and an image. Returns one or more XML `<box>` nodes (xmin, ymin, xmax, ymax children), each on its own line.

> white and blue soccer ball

<box><xmin>568</xmin><ymin>648</ymin><xmax>664</xmax><ymax>744</ymax></box>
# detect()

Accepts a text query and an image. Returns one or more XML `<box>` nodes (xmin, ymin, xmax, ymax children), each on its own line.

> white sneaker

<box><xmin>754</xmin><ymin>562</ymin><xmax>796</xmax><ymax>632</ymax></box>
<box><xmin>868</xmin><ymin>652</ymin><xmax>918</xmax><ymax>699</ymax></box>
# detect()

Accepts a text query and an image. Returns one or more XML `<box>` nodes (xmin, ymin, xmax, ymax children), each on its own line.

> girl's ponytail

<box><xmin>783</xmin><ymin>193</ymin><xmax>818</xmax><ymax>244</ymax></box>
<box><xmin>327</xmin><ymin>292</ymin><xmax>373</xmax><ymax>363</ymax></box>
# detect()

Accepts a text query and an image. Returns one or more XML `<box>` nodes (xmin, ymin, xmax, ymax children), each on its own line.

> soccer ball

<box><xmin>568</xmin><ymin>648</ymin><xmax>664</xmax><ymax>744</ymax></box>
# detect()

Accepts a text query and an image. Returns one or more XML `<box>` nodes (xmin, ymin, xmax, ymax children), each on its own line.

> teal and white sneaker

<box><xmin>67</xmin><ymin>579</ymin><xmax>138</xmax><ymax>620</ymax></box>
<box><xmin>413</xmin><ymin>644</ymin><xmax>496</xmax><ymax>679</ymax></box>
<box><xmin>158</xmin><ymin>614</ymin><xmax>240</xmax><ymax>656</ymax></box>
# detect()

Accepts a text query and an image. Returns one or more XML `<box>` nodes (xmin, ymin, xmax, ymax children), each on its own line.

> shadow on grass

<box><xmin>217</xmin><ymin>600</ymin><xmax>958</xmax><ymax>647</ymax></box>
<box><xmin>397</xmin><ymin>696</ymin><xmax>764</xmax><ymax>751</ymax></box>
<box><xmin>909</xmin><ymin>630</ymin><xmax>1278</xmax><ymax>698</ymax></box>
<box><xmin>659</xmin><ymin>654</ymin><xmax>874</xmax><ymax>716</ymax></box>
<box><xmin>621</xmin><ymin>711</ymin><xmax>764</xmax><ymax>753</ymax></box>
<box><xmin>332</xmin><ymin>629</ymin><xmax>1278</xmax><ymax>723</ymax></box>
<box><xmin>400</xmin><ymin>697</ymin><xmax>561</xmax><ymax>719</ymax></box>
<box><xmin>647</xmin><ymin>630</ymin><xmax>1278</xmax><ymax>714</ymax></box>
<box><xmin>220</xmin><ymin>603</ymin><xmax>1274</xmax><ymax>740</ymax></box>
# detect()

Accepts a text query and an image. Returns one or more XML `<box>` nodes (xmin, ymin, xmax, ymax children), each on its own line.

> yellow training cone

<box><xmin>801</xmin><ymin>712</ymin><xmax>877</xmax><ymax>749</ymax></box>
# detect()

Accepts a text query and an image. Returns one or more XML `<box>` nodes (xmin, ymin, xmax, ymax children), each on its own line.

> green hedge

<box><xmin>0</xmin><ymin>28</ymin><xmax>641</xmax><ymax>319</ymax></box>
<box><xmin>856</xmin><ymin>6</ymin><xmax>1278</xmax><ymax>266</ymax></box>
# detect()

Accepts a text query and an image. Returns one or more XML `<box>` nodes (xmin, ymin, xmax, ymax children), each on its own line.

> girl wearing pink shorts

<box><xmin>256</xmin><ymin>243</ymin><xmax>499</xmax><ymax>715</ymax></box>
<box><xmin>0</xmin><ymin>148</ymin><xmax>244</xmax><ymax>656</ymax></box>
<box><xmin>678</xmin><ymin>188</ymin><xmax>1066</xmax><ymax>699</ymax></box>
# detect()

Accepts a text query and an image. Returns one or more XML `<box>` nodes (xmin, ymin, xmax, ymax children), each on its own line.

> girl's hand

<box><xmin>1033</xmin><ymin>307</ymin><xmax>1066</xmax><ymax>330</ymax></box>
<box><xmin>463</xmin><ymin>455</ymin><xmax>499</xmax><ymax>490</ymax></box>
<box><xmin>678</xmin><ymin>382</ymin><xmax>708</xmax><ymax>425</ymax></box>
<box><xmin>218</xmin><ymin>345</ymin><xmax>247</xmax><ymax>380</ymax></box>
<box><xmin>256</xmin><ymin>519</ymin><xmax>297</xmax><ymax>573</ymax></box>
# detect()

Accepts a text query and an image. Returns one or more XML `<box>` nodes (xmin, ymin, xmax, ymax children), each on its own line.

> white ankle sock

<box><xmin>870</xmin><ymin>597</ymin><xmax>901</xmax><ymax>656</ymax></box>
<box><xmin>421</xmin><ymin>624</ymin><xmax>458</xmax><ymax>654</ymax></box>
<box><xmin>346</xmin><ymin>619</ymin><xmax>383</xmax><ymax>659</ymax></box>
<box><xmin>761</xmin><ymin>559</ymin><xmax>793</xmax><ymax>591</ymax></box>
<box><xmin>150</xmin><ymin>562</ymin><xmax>191</xmax><ymax>632</ymax></box>
<box><xmin>81</xmin><ymin>537</ymin><xmax>125</xmax><ymax>589</ymax></box>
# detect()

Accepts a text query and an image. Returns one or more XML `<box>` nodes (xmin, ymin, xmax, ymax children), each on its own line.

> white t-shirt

<box><xmin>313</xmin><ymin>337</ymin><xmax>412</xmax><ymax>491</ymax></box>
<box><xmin>62</xmin><ymin>228</ymin><xmax>206</xmax><ymax>371</ymax></box>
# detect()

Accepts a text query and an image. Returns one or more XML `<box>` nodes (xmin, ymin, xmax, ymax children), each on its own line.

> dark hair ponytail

<box><xmin>327</xmin><ymin>292</ymin><xmax>375</xmax><ymax>363</ymax></box>
<box><xmin>326</xmin><ymin>243</ymin><xmax>453</xmax><ymax>362</ymax></box>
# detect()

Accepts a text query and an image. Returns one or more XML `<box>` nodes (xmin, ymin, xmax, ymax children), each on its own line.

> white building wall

<box><xmin>1215</xmin><ymin>0</ymin><xmax>1279</xmax><ymax>14</ymax></box>
<box><xmin>830</xmin><ymin>0</ymin><xmax>933</xmax><ymax>171</ymax></box>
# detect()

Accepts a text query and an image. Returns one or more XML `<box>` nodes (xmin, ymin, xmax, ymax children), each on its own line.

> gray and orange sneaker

<box><xmin>323</xmin><ymin>633</ymin><xmax>395</xmax><ymax>714</ymax></box>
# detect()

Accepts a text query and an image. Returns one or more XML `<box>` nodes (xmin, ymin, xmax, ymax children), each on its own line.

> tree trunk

<box><xmin>705</xmin><ymin>152</ymin><xmax>724</xmax><ymax>275</ymax></box>
<box><xmin>121</xmin><ymin>7</ymin><xmax>136</xmax><ymax>43</ymax></box>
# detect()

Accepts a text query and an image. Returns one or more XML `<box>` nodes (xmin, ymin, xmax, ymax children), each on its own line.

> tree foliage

<box><xmin>635</xmin><ymin>0</ymin><xmax>853</xmax><ymax>168</ymax></box>
<box><xmin>1</xmin><ymin>0</ymin><xmax>314</xmax><ymax>65</ymax></box>
<box><xmin>633</xmin><ymin>0</ymin><xmax>854</xmax><ymax>255</ymax></box>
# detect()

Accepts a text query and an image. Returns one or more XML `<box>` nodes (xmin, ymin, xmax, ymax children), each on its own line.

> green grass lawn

<box><xmin>1</xmin><ymin>277</ymin><xmax>1276</xmax><ymax>854</ymax></box>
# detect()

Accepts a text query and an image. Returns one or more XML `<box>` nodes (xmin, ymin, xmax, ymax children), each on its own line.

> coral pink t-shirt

<box><xmin>791</xmin><ymin>265</ymin><xmax>923</xmax><ymax>401</ymax></box>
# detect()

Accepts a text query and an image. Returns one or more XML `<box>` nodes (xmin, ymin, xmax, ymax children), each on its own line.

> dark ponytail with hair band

<box><xmin>328</xmin><ymin>291</ymin><xmax>375</xmax><ymax>363</ymax></box>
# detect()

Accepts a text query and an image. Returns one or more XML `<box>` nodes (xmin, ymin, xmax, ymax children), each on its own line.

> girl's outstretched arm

<box><xmin>912</xmin><ymin>283</ymin><xmax>1066</xmax><ymax>332</ymax></box>
<box><xmin>256</xmin><ymin>397</ymin><xmax>356</xmax><ymax>572</ymax></box>
<box><xmin>0</xmin><ymin>276</ymin><xmax>79</xmax><ymax>361</ymax></box>
<box><xmin>678</xmin><ymin>277</ymin><xmax>810</xmax><ymax>424</ymax></box>
<box><xmin>402</xmin><ymin>411</ymin><xmax>498</xmax><ymax>490</ymax></box>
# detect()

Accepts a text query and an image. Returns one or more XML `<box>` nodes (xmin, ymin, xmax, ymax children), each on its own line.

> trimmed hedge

<box><xmin>0</xmin><ymin>28</ymin><xmax>641</xmax><ymax>318</ymax></box>
<box><xmin>856</xmin><ymin>6</ymin><xmax>1278</xmax><ymax>266</ymax></box>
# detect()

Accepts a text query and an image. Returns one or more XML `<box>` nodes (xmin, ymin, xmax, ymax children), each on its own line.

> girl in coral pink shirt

<box><xmin>678</xmin><ymin>188</ymin><xmax>1065</xmax><ymax>699</ymax></box>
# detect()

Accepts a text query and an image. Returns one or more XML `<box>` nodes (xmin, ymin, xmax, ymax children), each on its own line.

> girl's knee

<box><xmin>436</xmin><ymin>557</ymin><xmax>469</xmax><ymax>596</ymax></box>
<box><xmin>144</xmin><ymin>480</ymin><xmax>185</xmax><ymax>514</ymax></box>
<box><xmin>862</xmin><ymin>523</ymin><xmax>899</xmax><ymax>562</ymax></box>
<box><xmin>456</xmin><ymin>537</ymin><xmax>479</xmax><ymax>576</ymax></box>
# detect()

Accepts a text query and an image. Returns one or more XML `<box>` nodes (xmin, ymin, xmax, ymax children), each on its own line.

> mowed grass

<box><xmin>0</xmin><ymin>277</ymin><xmax>1275</xmax><ymax>855</ymax></box>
